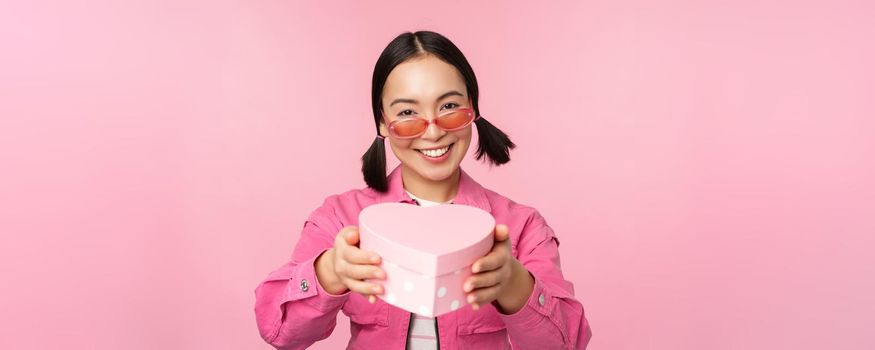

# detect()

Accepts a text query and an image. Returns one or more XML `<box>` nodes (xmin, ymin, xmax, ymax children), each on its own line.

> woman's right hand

<box><xmin>315</xmin><ymin>226</ymin><xmax>385</xmax><ymax>303</ymax></box>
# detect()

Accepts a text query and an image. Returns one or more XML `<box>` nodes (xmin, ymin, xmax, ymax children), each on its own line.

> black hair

<box><xmin>362</xmin><ymin>31</ymin><xmax>516</xmax><ymax>192</ymax></box>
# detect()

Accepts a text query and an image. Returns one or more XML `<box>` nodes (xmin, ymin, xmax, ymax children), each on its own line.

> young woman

<box><xmin>255</xmin><ymin>31</ymin><xmax>592</xmax><ymax>350</ymax></box>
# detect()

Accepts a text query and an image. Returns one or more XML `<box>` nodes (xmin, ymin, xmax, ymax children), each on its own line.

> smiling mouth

<box><xmin>415</xmin><ymin>143</ymin><xmax>454</xmax><ymax>158</ymax></box>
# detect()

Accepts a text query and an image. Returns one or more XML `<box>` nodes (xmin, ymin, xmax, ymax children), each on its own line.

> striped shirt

<box><xmin>404</xmin><ymin>190</ymin><xmax>453</xmax><ymax>350</ymax></box>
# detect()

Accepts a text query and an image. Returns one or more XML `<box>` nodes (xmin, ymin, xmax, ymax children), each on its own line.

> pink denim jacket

<box><xmin>254</xmin><ymin>165</ymin><xmax>592</xmax><ymax>349</ymax></box>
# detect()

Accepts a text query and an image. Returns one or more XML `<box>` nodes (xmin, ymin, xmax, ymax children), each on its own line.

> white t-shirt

<box><xmin>404</xmin><ymin>190</ymin><xmax>453</xmax><ymax>350</ymax></box>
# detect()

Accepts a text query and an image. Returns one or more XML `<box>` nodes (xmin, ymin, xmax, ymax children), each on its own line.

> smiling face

<box><xmin>379</xmin><ymin>54</ymin><xmax>474</xmax><ymax>183</ymax></box>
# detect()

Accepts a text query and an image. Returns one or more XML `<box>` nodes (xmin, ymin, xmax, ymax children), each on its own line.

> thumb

<box><xmin>494</xmin><ymin>224</ymin><xmax>509</xmax><ymax>242</ymax></box>
<box><xmin>343</xmin><ymin>227</ymin><xmax>360</xmax><ymax>246</ymax></box>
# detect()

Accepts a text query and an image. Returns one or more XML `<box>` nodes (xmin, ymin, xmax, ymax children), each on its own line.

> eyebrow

<box><xmin>388</xmin><ymin>90</ymin><xmax>465</xmax><ymax>107</ymax></box>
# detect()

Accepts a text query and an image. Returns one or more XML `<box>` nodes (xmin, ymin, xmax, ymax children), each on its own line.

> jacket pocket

<box><xmin>342</xmin><ymin>293</ymin><xmax>389</xmax><ymax>327</ymax></box>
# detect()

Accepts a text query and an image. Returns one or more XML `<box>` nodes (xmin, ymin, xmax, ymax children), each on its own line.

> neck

<box><xmin>400</xmin><ymin>165</ymin><xmax>461</xmax><ymax>203</ymax></box>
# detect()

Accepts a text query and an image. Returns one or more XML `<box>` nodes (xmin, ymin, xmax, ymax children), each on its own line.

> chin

<box><xmin>415</xmin><ymin>163</ymin><xmax>458</xmax><ymax>182</ymax></box>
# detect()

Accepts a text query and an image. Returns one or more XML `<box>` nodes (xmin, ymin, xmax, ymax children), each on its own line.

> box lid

<box><xmin>358</xmin><ymin>202</ymin><xmax>495</xmax><ymax>277</ymax></box>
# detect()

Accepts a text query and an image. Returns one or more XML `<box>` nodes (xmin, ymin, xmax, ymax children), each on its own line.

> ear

<box><xmin>378</xmin><ymin>121</ymin><xmax>389</xmax><ymax>138</ymax></box>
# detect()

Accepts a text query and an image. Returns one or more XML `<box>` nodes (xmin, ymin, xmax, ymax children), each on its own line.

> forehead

<box><xmin>382</xmin><ymin>55</ymin><xmax>467</xmax><ymax>102</ymax></box>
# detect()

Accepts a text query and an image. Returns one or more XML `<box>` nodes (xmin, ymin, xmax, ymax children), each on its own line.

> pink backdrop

<box><xmin>2</xmin><ymin>1</ymin><xmax>873</xmax><ymax>349</ymax></box>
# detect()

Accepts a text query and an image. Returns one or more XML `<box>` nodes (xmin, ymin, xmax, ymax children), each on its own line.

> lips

<box><xmin>416</xmin><ymin>143</ymin><xmax>454</xmax><ymax>158</ymax></box>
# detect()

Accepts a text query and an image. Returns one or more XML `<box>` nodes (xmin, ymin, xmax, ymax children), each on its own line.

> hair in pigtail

<box><xmin>361</xmin><ymin>137</ymin><xmax>388</xmax><ymax>192</ymax></box>
<box><xmin>474</xmin><ymin>117</ymin><xmax>516</xmax><ymax>165</ymax></box>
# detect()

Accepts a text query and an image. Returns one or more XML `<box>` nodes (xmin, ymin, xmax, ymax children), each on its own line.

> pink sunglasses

<box><xmin>382</xmin><ymin>107</ymin><xmax>480</xmax><ymax>140</ymax></box>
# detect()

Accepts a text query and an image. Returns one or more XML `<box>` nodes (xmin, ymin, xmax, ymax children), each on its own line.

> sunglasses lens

<box><xmin>390</xmin><ymin>118</ymin><xmax>428</xmax><ymax>138</ymax></box>
<box><xmin>436</xmin><ymin>109</ymin><xmax>474</xmax><ymax>130</ymax></box>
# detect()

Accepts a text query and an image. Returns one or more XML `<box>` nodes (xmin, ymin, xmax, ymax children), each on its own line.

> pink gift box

<box><xmin>358</xmin><ymin>202</ymin><xmax>496</xmax><ymax>317</ymax></box>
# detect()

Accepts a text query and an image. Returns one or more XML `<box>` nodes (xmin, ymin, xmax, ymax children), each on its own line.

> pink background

<box><xmin>1</xmin><ymin>1</ymin><xmax>873</xmax><ymax>349</ymax></box>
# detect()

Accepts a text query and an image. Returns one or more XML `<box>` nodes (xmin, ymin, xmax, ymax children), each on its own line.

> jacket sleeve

<box><xmin>254</xmin><ymin>200</ymin><xmax>352</xmax><ymax>350</ymax></box>
<box><xmin>499</xmin><ymin>210</ymin><xmax>593</xmax><ymax>349</ymax></box>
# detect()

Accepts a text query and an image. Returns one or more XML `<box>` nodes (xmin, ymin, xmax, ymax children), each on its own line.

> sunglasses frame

<box><xmin>382</xmin><ymin>107</ymin><xmax>480</xmax><ymax>140</ymax></box>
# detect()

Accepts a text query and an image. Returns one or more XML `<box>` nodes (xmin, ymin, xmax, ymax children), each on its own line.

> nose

<box><xmin>419</xmin><ymin>114</ymin><xmax>446</xmax><ymax>142</ymax></box>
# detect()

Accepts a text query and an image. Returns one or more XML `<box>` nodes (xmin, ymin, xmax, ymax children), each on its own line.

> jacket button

<box><xmin>300</xmin><ymin>279</ymin><xmax>310</xmax><ymax>292</ymax></box>
<box><xmin>538</xmin><ymin>294</ymin><xmax>545</xmax><ymax>306</ymax></box>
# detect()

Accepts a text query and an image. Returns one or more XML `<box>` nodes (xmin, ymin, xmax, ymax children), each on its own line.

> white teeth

<box><xmin>418</xmin><ymin>145</ymin><xmax>450</xmax><ymax>158</ymax></box>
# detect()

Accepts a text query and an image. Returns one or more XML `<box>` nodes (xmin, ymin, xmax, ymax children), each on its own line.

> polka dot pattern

<box><xmin>371</xmin><ymin>256</ymin><xmax>479</xmax><ymax>317</ymax></box>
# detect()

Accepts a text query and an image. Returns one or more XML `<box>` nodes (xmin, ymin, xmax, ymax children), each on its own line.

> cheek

<box><xmin>389</xmin><ymin>139</ymin><xmax>415</xmax><ymax>152</ymax></box>
<box><xmin>454</xmin><ymin>128</ymin><xmax>474</xmax><ymax>145</ymax></box>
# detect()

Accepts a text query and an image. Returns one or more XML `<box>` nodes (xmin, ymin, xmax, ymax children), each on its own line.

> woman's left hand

<box><xmin>463</xmin><ymin>224</ymin><xmax>535</xmax><ymax>314</ymax></box>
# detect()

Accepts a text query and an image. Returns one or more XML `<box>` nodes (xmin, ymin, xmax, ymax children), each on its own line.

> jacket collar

<box><xmin>376</xmin><ymin>165</ymin><xmax>492</xmax><ymax>213</ymax></box>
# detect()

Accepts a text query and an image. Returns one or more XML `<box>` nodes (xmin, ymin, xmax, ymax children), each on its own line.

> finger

<box><xmin>342</xmin><ymin>226</ymin><xmax>360</xmax><ymax>246</ymax></box>
<box><xmin>369</xmin><ymin>295</ymin><xmax>377</xmax><ymax>304</ymax></box>
<box><xmin>467</xmin><ymin>284</ymin><xmax>501</xmax><ymax>307</ymax></box>
<box><xmin>334</xmin><ymin>230</ymin><xmax>349</xmax><ymax>248</ymax></box>
<box><xmin>494</xmin><ymin>224</ymin><xmax>510</xmax><ymax>242</ymax></box>
<box><xmin>472</xmin><ymin>249</ymin><xmax>508</xmax><ymax>273</ymax></box>
<box><xmin>471</xmin><ymin>230</ymin><xmax>511</xmax><ymax>273</ymax></box>
<box><xmin>339</xmin><ymin>263</ymin><xmax>385</xmax><ymax>280</ymax></box>
<box><xmin>334</xmin><ymin>228</ymin><xmax>355</xmax><ymax>249</ymax></box>
<box><xmin>464</xmin><ymin>269</ymin><xmax>503</xmax><ymax>292</ymax></box>
<box><xmin>343</xmin><ymin>278</ymin><xmax>383</xmax><ymax>296</ymax></box>
<box><xmin>340</xmin><ymin>245</ymin><xmax>382</xmax><ymax>265</ymax></box>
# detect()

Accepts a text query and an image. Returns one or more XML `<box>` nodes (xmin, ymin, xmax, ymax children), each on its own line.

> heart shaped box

<box><xmin>358</xmin><ymin>202</ymin><xmax>495</xmax><ymax>317</ymax></box>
